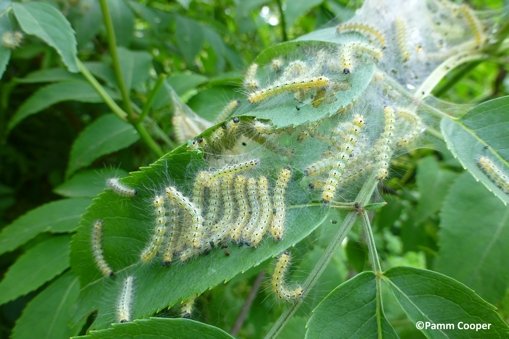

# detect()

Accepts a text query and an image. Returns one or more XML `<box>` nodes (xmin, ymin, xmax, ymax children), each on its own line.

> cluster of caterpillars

<box><xmin>304</xmin><ymin>106</ymin><xmax>424</xmax><ymax>203</ymax></box>
<box><xmin>93</xmin><ymin>162</ymin><xmax>292</xmax><ymax>274</ymax></box>
<box><xmin>242</xmin><ymin>42</ymin><xmax>383</xmax><ymax>108</ymax></box>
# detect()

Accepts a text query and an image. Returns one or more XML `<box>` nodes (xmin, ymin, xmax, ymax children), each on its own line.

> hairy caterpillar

<box><xmin>394</xmin><ymin>18</ymin><xmax>410</xmax><ymax>63</ymax></box>
<box><xmin>140</xmin><ymin>196</ymin><xmax>168</xmax><ymax>263</ymax></box>
<box><xmin>162</xmin><ymin>206</ymin><xmax>181</xmax><ymax>265</ymax></box>
<box><xmin>248</xmin><ymin>176</ymin><xmax>272</xmax><ymax>247</ymax></box>
<box><xmin>319</xmin><ymin>114</ymin><xmax>365</xmax><ymax>202</ymax></box>
<box><xmin>208</xmin><ymin>159</ymin><xmax>260</xmax><ymax>180</ymax></box>
<box><xmin>281</xmin><ymin>60</ymin><xmax>308</xmax><ymax>81</ymax></box>
<box><xmin>336</xmin><ymin>22</ymin><xmax>386</xmax><ymax>48</ymax></box>
<box><xmin>204</xmin><ymin>179</ymin><xmax>222</xmax><ymax>231</ymax></box>
<box><xmin>165</xmin><ymin>186</ymin><xmax>204</xmax><ymax>249</ymax></box>
<box><xmin>244</xmin><ymin>63</ymin><xmax>259</xmax><ymax>91</ymax></box>
<box><xmin>374</xmin><ymin>106</ymin><xmax>396</xmax><ymax>180</ymax></box>
<box><xmin>209</xmin><ymin>176</ymin><xmax>236</xmax><ymax>246</ymax></box>
<box><xmin>271</xmin><ymin>58</ymin><xmax>284</xmax><ymax>72</ymax></box>
<box><xmin>272</xmin><ymin>252</ymin><xmax>303</xmax><ymax>301</ymax></box>
<box><xmin>214</xmin><ymin>100</ymin><xmax>240</xmax><ymax>123</ymax></box>
<box><xmin>270</xmin><ymin>168</ymin><xmax>292</xmax><ymax>240</ymax></box>
<box><xmin>459</xmin><ymin>4</ymin><xmax>486</xmax><ymax>48</ymax></box>
<box><xmin>117</xmin><ymin>276</ymin><xmax>134</xmax><ymax>323</ymax></box>
<box><xmin>247</xmin><ymin>77</ymin><xmax>330</xmax><ymax>104</ymax></box>
<box><xmin>106</xmin><ymin>177</ymin><xmax>136</xmax><ymax>197</ymax></box>
<box><xmin>91</xmin><ymin>220</ymin><xmax>113</xmax><ymax>277</ymax></box>
<box><xmin>229</xmin><ymin>176</ymin><xmax>250</xmax><ymax>242</ymax></box>
<box><xmin>478</xmin><ymin>156</ymin><xmax>509</xmax><ymax>194</ymax></box>
<box><xmin>181</xmin><ymin>298</ymin><xmax>195</xmax><ymax>318</ymax></box>
<box><xmin>396</xmin><ymin>108</ymin><xmax>424</xmax><ymax>146</ymax></box>
<box><xmin>241</xmin><ymin>178</ymin><xmax>260</xmax><ymax>244</ymax></box>
<box><xmin>348</xmin><ymin>41</ymin><xmax>383</xmax><ymax>62</ymax></box>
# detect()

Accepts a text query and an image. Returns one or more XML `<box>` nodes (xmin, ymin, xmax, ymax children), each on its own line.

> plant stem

<box><xmin>139</xmin><ymin>74</ymin><xmax>167</xmax><ymax>123</ymax></box>
<box><xmin>264</xmin><ymin>175</ymin><xmax>379</xmax><ymax>339</ymax></box>
<box><xmin>134</xmin><ymin>122</ymin><xmax>164</xmax><ymax>156</ymax></box>
<box><xmin>360</xmin><ymin>206</ymin><xmax>384</xmax><ymax>338</ymax></box>
<box><xmin>77</xmin><ymin>60</ymin><xmax>127</xmax><ymax>121</ymax></box>
<box><xmin>99</xmin><ymin>0</ymin><xmax>135</xmax><ymax>122</ymax></box>
<box><xmin>231</xmin><ymin>271</ymin><xmax>266</xmax><ymax>336</ymax></box>
<box><xmin>275</xmin><ymin>0</ymin><xmax>288</xmax><ymax>41</ymax></box>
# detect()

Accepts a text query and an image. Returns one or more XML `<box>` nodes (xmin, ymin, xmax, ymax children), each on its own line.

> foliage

<box><xmin>0</xmin><ymin>0</ymin><xmax>508</xmax><ymax>338</ymax></box>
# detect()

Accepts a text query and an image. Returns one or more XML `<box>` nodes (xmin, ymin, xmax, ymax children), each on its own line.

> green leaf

<box><xmin>70</xmin><ymin>143</ymin><xmax>336</xmax><ymax>329</ymax></box>
<box><xmin>54</xmin><ymin>169</ymin><xmax>129</xmax><ymax>198</ymax></box>
<box><xmin>435</xmin><ymin>172</ymin><xmax>509</xmax><ymax>303</ymax></box>
<box><xmin>414</xmin><ymin>156</ymin><xmax>457</xmax><ymax>224</ymax></box>
<box><xmin>17</xmin><ymin>67</ymin><xmax>78</xmax><ymax>83</ymax></box>
<box><xmin>167</xmin><ymin>72</ymin><xmax>208</xmax><ymax>97</ymax></box>
<box><xmin>384</xmin><ymin>267</ymin><xmax>509</xmax><ymax>338</ymax></box>
<box><xmin>66</xmin><ymin>114</ymin><xmax>139</xmax><ymax>177</ymax></box>
<box><xmin>0</xmin><ymin>198</ymin><xmax>90</xmax><ymax>256</ymax></box>
<box><xmin>12</xmin><ymin>272</ymin><xmax>80</xmax><ymax>339</ymax></box>
<box><xmin>8</xmin><ymin>79</ymin><xmax>115</xmax><ymax>131</ymax></box>
<box><xmin>237</xmin><ymin>40</ymin><xmax>374</xmax><ymax>128</ymax></box>
<box><xmin>441</xmin><ymin>96</ymin><xmax>509</xmax><ymax>205</ymax></box>
<box><xmin>0</xmin><ymin>45</ymin><xmax>9</xmax><ymax>79</ymax></box>
<box><xmin>76</xmin><ymin>318</ymin><xmax>234</xmax><ymax>339</ymax></box>
<box><xmin>175</xmin><ymin>16</ymin><xmax>204</xmax><ymax>65</ymax></box>
<box><xmin>117</xmin><ymin>47</ymin><xmax>152</xmax><ymax>92</ymax></box>
<box><xmin>285</xmin><ymin>0</ymin><xmax>323</xmax><ymax>29</ymax></box>
<box><xmin>0</xmin><ymin>236</ymin><xmax>71</xmax><ymax>305</ymax></box>
<box><xmin>0</xmin><ymin>12</ymin><xmax>13</xmax><ymax>79</ymax></box>
<box><xmin>12</xmin><ymin>2</ymin><xmax>78</xmax><ymax>72</ymax></box>
<box><xmin>306</xmin><ymin>272</ymin><xmax>398</xmax><ymax>339</ymax></box>
<box><xmin>108</xmin><ymin>0</ymin><xmax>134</xmax><ymax>47</ymax></box>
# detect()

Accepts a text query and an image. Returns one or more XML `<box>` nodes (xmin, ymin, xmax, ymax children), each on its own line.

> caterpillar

<box><xmin>181</xmin><ymin>298</ymin><xmax>195</xmax><ymax>318</ymax></box>
<box><xmin>162</xmin><ymin>205</ymin><xmax>181</xmax><ymax>265</ymax></box>
<box><xmin>459</xmin><ymin>4</ymin><xmax>486</xmax><ymax>48</ymax></box>
<box><xmin>241</xmin><ymin>177</ymin><xmax>260</xmax><ymax>244</ymax></box>
<box><xmin>209</xmin><ymin>176</ymin><xmax>236</xmax><ymax>246</ymax></box>
<box><xmin>209</xmin><ymin>159</ymin><xmax>260</xmax><ymax>180</ymax></box>
<box><xmin>336</xmin><ymin>22</ymin><xmax>386</xmax><ymax>48</ymax></box>
<box><xmin>374</xmin><ymin>106</ymin><xmax>396</xmax><ymax>180</ymax></box>
<box><xmin>165</xmin><ymin>186</ymin><xmax>204</xmax><ymax>249</ymax></box>
<box><xmin>248</xmin><ymin>176</ymin><xmax>272</xmax><ymax>247</ymax></box>
<box><xmin>229</xmin><ymin>175</ymin><xmax>250</xmax><ymax>242</ymax></box>
<box><xmin>396</xmin><ymin>108</ymin><xmax>424</xmax><ymax>146</ymax></box>
<box><xmin>319</xmin><ymin>114</ymin><xmax>365</xmax><ymax>202</ymax></box>
<box><xmin>91</xmin><ymin>220</ymin><xmax>113</xmax><ymax>277</ymax></box>
<box><xmin>214</xmin><ymin>99</ymin><xmax>240</xmax><ymax>123</ymax></box>
<box><xmin>394</xmin><ymin>18</ymin><xmax>410</xmax><ymax>63</ymax></box>
<box><xmin>272</xmin><ymin>252</ymin><xmax>303</xmax><ymax>301</ymax></box>
<box><xmin>244</xmin><ymin>63</ymin><xmax>259</xmax><ymax>91</ymax></box>
<box><xmin>140</xmin><ymin>195</ymin><xmax>168</xmax><ymax>263</ymax></box>
<box><xmin>204</xmin><ymin>179</ymin><xmax>222</xmax><ymax>231</ymax></box>
<box><xmin>339</xmin><ymin>47</ymin><xmax>353</xmax><ymax>74</ymax></box>
<box><xmin>247</xmin><ymin>77</ymin><xmax>330</xmax><ymax>104</ymax></box>
<box><xmin>117</xmin><ymin>276</ymin><xmax>134</xmax><ymax>323</ymax></box>
<box><xmin>271</xmin><ymin>58</ymin><xmax>284</xmax><ymax>72</ymax></box>
<box><xmin>106</xmin><ymin>177</ymin><xmax>136</xmax><ymax>197</ymax></box>
<box><xmin>281</xmin><ymin>60</ymin><xmax>308</xmax><ymax>81</ymax></box>
<box><xmin>348</xmin><ymin>41</ymin><xmax>383</xmax><ymax>62</ymax></box>
<box><xmin>270</xmin><ymin>168</ymin><xmax>291</xmax><ymax>240</ymax></box>
<box><xmin>477</xmin><ymin>156</ymin><xmax>509</xmax><ymax>194</ymax></box>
